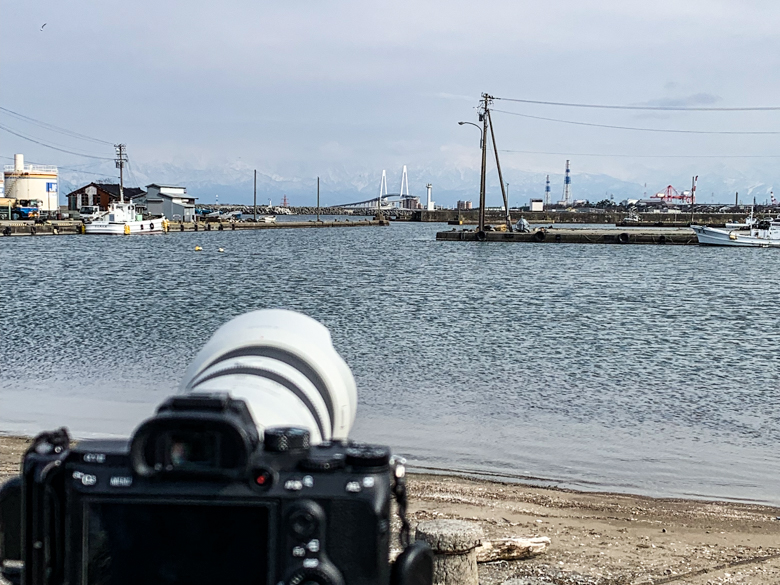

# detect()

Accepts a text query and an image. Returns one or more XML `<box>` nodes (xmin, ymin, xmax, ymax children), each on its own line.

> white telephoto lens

<box><xmin>180</xmin><ymin>310</ymin><xmax>357</xmax><ymax>444</ymax></box>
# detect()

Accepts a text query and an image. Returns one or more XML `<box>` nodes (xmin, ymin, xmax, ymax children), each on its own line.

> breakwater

<box><xmin>437</xmin><ymin>227</ymin><xmax>698</xmax><ymax>245</ymax></box>
<box><xmin>0</xmin><ymin>218</ymin><xmax>387</xmax><ymax>236</ymax></box>
<box><xmin>416</xmin><ymin>209</ymin><xmax>751</xmax><ymax>224</ymax></box>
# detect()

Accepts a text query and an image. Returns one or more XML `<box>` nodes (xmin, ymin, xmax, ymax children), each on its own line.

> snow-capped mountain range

<box><xmin>55</xmin><ymin>159</ymin><xmax>780</xmax><ymax>207</ymax></box>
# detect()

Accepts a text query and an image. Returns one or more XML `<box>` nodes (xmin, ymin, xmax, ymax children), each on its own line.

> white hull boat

<box><xmin>85</xmin><ymin>201</ymin><xmax>167</xmax><ymax>235</ymax></box>
<box><xmin>692</xmin><ymin>219</ymin><xmax>780</xmax><ymax>247</ymax></box>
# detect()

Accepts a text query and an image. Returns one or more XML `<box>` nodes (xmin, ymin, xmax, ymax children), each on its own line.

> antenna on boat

<box><xmin>115</xmin><ymin>144</ymin><xmax>128</xmax><ymax>203</ymax></box>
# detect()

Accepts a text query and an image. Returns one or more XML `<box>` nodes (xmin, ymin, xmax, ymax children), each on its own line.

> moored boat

<box><xmin>84</xmin><ymin>144</ymin><xmax>167</xmax><ymax>235</ymax></box>
<box><xmin>85</xmin><ymin>201</ymin><xmax>167</xmax><ymax>235</ymax></box>
<box><xmin>692</xmin><ymin>218</ymin><xmax>780</xmax><ymax>247</ymax></box>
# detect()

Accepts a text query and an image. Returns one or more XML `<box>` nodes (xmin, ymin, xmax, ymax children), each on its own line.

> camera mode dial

<box><xmin>345</xmin><ymin>443</ymin><xmax>391</xmax><ymax>468</ymax></box>
<box><xmin>264</xmin><ymin>427</ymin><xmax>310</xmax><ymax>452</ymax></box>
<box><xmin>300</xmin><ymin>452</ymin><xmax>346</xmax><ymax>472</ymax></box>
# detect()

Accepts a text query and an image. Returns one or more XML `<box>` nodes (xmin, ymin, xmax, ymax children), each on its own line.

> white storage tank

<box><xmin>3</xmin><ymin>153</ymin><xmax>59</xmax><ymax>211</ymax></box>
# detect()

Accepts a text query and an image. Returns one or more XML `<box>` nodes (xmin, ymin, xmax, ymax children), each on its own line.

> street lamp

<box><xmin>458</xmin><ymin>121</ymin><xmax>483</xmax><ymax>148</ymax></box>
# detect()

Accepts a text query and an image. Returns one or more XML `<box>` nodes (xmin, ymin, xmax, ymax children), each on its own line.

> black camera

<box><xmin>0</xmin><ymin>310</ymin><xmax>432</xmax><ymax>585</ymax></box>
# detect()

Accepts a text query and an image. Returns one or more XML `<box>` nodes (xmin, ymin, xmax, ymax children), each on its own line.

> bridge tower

<box><xmin>399</xmin><ymin>165</ymin><xmax>410</xmax><ymax>208</ymax></box>
<box><xmin>379</xmin><ymin>170</ymin><xmax>388</xmax><ymax>208</ymax></box>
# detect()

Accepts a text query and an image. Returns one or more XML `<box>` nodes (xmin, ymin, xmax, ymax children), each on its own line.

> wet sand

<box><xmin>3</xmin><ymin>435</ymin><xmax>780</xmax><ymax>584</ymax></box>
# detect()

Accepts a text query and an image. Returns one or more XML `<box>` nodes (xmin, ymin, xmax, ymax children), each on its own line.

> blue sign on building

<box><xmin>46</xmin><ymin>182</ymin><xmax>58</xmax><ymax>193</ymax></box>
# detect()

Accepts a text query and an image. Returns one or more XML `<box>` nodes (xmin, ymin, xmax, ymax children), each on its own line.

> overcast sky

<box><xmin>3</xmin><ymin>0</ymin><xmax>780</xmax><ymax>202</ymax></box>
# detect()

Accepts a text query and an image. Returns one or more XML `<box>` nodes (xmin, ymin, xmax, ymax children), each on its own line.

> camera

<box><xmin>0</xmin><ymin>310</ymin><xmax>432</xmax><ymax>585</ymax></box>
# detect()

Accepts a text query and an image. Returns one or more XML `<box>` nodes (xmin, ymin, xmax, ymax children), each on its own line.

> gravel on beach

<box><xmin>3</xmin><ymin>435</ymin><xmax>780</xmax><ymax>585</ymax></box>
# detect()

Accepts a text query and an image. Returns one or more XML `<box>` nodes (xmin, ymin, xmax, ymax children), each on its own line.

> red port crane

<box><xmin>650</xmin><ymin>185</ymin><xmax>693</xmax><ymax>204</ymax></box>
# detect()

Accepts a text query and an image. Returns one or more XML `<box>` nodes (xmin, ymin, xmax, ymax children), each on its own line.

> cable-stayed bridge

<box><xmin>336</xmin><ymin>166</ymin><xmax>420</xmax><ymax>209</ymax></box>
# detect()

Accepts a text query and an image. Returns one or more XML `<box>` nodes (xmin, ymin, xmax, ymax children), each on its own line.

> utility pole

<box><xmin>690</xmin><ymin>175</ymin><xmax>697</xmax><ymax>224</ymax></box>
<box><xmin>114</xmin><ymin>144</ymin><xmax>127</xmax><ymax>202</ymax></box>
<box><xmin>253</xmin><ymin>169</ymin><xmax>257</xmax><ymax>222</ymax></box>
<box><xmin>478</xmin><ymin>93</ymin><xmax>490</xmax><ymax>234</ymax></box>
<box><xmin>317</xmin><ymin>177</ymin><xmax>320</xmax><ymax>222</ymax></box>
<box><xmin>486</xmin><ymin>109</ymin><xmax>511</xmax><ymax>230</ymax></box>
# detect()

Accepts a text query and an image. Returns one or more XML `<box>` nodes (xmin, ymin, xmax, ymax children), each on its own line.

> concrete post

<box><xmin>415</xmin><ymin>520</ymin><xmax>483</xmax><ymax>585</ymax></box>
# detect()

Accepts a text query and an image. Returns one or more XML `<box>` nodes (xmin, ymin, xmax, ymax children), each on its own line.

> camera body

<box><xmin>16</xmin><ymin>394</ymin><xmax>395</xmax><ymax>585</ymax></box>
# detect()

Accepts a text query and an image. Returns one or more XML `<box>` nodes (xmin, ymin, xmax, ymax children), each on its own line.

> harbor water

<box><xmin>1</xmin><ymin>223</ymin><xmax>779</xmax><ymax>504</ymax></box>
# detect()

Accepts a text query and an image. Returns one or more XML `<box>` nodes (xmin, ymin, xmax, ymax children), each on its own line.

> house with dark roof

<box><xmin>66</xmin><ymin>183</ymin><xmax>146</xmax><ymax>211</ymax></box>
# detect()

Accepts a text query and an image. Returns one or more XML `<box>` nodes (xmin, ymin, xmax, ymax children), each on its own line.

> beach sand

<box><xmin>3</xmin><ymin>435</ymin><xmax>780</xmax><ymax>584</ymax></box>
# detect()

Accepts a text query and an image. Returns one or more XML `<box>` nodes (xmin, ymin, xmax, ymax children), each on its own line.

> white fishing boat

<box><xmin>85</xmin><ymin>200</ymin><xmax>167</xmax><ymax>235</ymax></box>
<box><xmin>84</xmin><ymin>144</ymin><xmax>167</xmax><ymax>235</ymax></box>
<box><xmin>724</xmin><ymin>206</ymin><xmax>757</xmax><ymax>230</ymax></box>
<box><xmin>692</xmin><ymin>218</ymin><xmax>780</xmax><ymax>247</ymax></box>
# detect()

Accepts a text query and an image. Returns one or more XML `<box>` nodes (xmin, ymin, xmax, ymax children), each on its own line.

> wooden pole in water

<box><xmin>253</xmin><ymin>170</ymin><xmax>257</xmax><ymax>221</ymax></box>
<box><xmin>317</xmin><ymin>177</ymin><xmax>320</xmax><ymax>222</ymax></box>
<box><xmin>487</xmin><ymin>109</ymin><xmax>511</xmax><ymax>231</ymax></box>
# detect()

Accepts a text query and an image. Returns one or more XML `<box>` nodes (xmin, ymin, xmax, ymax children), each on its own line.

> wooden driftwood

<box><xmin>475</xmin><ymin>537</ymin><xmax>551</xmax><ymax>562</ymax></box>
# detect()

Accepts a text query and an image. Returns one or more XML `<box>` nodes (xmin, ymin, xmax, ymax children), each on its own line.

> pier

<box><xmin>0</xmin><ymin>217</ymin><xmax>388</xmax><ymax>237</ymax></box>
<box><xmin>437</xmin><ymin>227</ymin><xmax>699</xmax><ymax>245</ymax></box>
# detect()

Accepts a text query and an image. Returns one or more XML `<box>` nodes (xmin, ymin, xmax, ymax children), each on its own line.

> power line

<box><xmin>491</xmin><ymin>109</ymin><xmax>780</xmax><ymax>135</ymax></box>
<box><xmin>500</xmin><ymin>149</ymin><xmax>780</xmax><ymax>159</ymax></box>
<box><xmin>125</xmin><ymin>159</ymin><xmax>142</xmax><ymax>188</ymax></box>
<box><xmin>0</xmin><ymin>105</ymin><xmax>113</xmax><ymax>145</ymax></box>
<box><xmin>493</xmin><ymin>96</ymin><xmax>780</xmax><ymax>112</ymax></box>
<box><xmin>0</xmin><ymin>156</ymin><xmax>118</xmax><ymax>178</ymax></box>
<box><xmin>0</xmin><ymin>123</ymin><xmax>115</xmax><ymax>160</ymax></box>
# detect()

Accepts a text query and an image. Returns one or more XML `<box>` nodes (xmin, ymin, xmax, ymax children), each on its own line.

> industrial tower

<box><xmin>544</xmin><ymin>175</ymin><xmax>550</xmax><ymax>209</ymax></box>
<box><xmin>562</xmin><ymin>160</ymin><xmax>571</xmax><ymax>206</ymax></box>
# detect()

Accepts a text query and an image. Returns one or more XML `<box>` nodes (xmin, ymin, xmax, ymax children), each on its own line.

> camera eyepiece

<box><xmin>130</xmin><ymin>393</ymin><xmax>259</xmax><ymax>478</ymax></box>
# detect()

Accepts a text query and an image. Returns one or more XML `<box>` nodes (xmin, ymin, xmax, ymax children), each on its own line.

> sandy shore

<box><xmin>3</xmin><ymin>435</ymin><xmax>780</xmax><ymax>584</ymax></box>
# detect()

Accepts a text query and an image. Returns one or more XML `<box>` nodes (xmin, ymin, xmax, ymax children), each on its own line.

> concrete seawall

<box><xmin>437</xmin><ymin>227</ymin><xmax>699</xmax><ymax>245</ymax></box>
<box><xmin>417</xmin><ymin>209</ymin><xmax>751</xmax><ymax>225</ymax></box>
<box><xmin>0</xmin><ymin>218</ymin><xmax>388</xmax><ymax>237</ymax></box>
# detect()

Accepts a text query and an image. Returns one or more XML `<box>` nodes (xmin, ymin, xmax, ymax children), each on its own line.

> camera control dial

<box><xmin>345</xmin><ymin>444</ymin><xmax>391</xmax><ymax>468</ymax></box>
<box><xmin>264</xmin><ymin>427</ymin><xmax>310</xmax><ymax>452</ymax></box>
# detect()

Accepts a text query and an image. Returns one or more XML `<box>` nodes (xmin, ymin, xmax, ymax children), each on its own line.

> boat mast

<box><xmin>115</xmin><ymin>144</ymin><xmax>127</xmax><ymax>203</ymax></box>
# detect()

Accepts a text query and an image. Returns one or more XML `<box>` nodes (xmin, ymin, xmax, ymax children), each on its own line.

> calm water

<box><xmin>1</xmin><ymin>224</ymin><xmax>779</xmax><ymax>504</ymax></box>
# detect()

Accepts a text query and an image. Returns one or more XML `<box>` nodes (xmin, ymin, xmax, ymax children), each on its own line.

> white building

<box><xmin>3</xmin><ymin>154</ymin><xmax>58</xmax><ymax>211</ymax></box>
<box><xmin>142</xmin><ymin>184</ymin><xmax>196</xmax><ymax>221</ymax></box>
<box><xmin>530</xmin><ymin>199</ymin><xmax>544</xmax><ymax>212</ymax></box>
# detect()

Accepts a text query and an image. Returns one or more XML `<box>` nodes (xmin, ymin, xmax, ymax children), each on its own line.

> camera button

<box><xmin>302</xmin><ymin>559</ymin><xmax>319</xmax><ymax>569</ymax></box>
<box><xmin>306</xmin><ymin>539</ymin><xmax>320</xmax><ymax>553</ymax></box>
<box><xmin>289</xmin><ymin>510</ymin><xmax>318</xmax><ymax>539</ymax></box>
<box><xmin>292</xmin><ymin>546</ymin><xmax>306</xmax><ymax>557</ymax></box>
<box><xmin>285</xmin><ymin>479</ymin><xmax>304</xmax><ymax>491</ymax></box>
<box><xmin>345</xmin><ymin>481</ymin><xmax>361</xmax><ymax>493</ymax></box>
<box><xmin>361</xmin><ymin>476</ymin><xmax>375</xmax><ymax>488</ymax></box>
<box><xmin>253</xmin><ymin>469</ymin><xmax>273</xmax><ymax>488</ymax></box>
